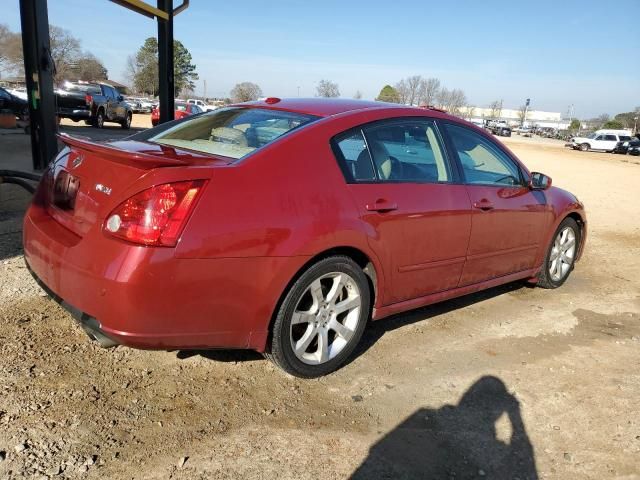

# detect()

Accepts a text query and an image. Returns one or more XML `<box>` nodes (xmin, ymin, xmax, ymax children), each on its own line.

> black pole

<box><xmin>157</xmin><ymin>0</ymin><xmax>174</xmax><ymax>124</ymax></box>
<box><xmin>19</xmin><ymin>0</ymin><xmax>58</xmax><ymax>171</ymax></box>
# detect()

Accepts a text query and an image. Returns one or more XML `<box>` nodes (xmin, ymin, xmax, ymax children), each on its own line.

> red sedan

<box><xmin>23</xmin><ymin>98</ymin><xmax>586</xmax><ymax>377</ymax></box>
<box><xmin>150</xmin><ymin>101</ymin><xmax>202</xmax><ymax>126</ymax></box>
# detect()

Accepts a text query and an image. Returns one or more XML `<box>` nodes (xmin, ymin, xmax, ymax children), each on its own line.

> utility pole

<box><xmin>297</xmin><ymin>86</ymin><xmax>300</xmax><ymax>97</ymax></box>
<box><xmin>522</xmin><ymin>98</ymin><xmax>530</xmax><ymax>127</ymax></box>
<box><xmin>203</xmin><ymin>79</ymin><xmax>207</xmax><ymax>100</ymax></box>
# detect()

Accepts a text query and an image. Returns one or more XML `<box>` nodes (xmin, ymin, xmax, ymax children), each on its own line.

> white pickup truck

<box><xmin>186</xmin><ymin>99</ymin><xmax>218</xmax><ymax>112</ymax></box>
<box><xmin>569</xmin><ymin>129</ymin><xmax>633</xmax><ymax>152</ymax></box>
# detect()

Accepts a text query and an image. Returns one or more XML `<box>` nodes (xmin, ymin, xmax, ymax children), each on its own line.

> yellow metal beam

<box><xmin>109</xmin><ymin>0</ymin><xmax>169</xmax><ymax>20</ymax></box>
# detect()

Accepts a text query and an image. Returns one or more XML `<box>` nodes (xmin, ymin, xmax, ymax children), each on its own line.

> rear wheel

<box><xmin>537</xmin><ymin>217</ymin><xmax>580</xmax><ymax>289</ymax></box>
<box><xmin>95</xmin><ymin>109</ymin><xmax>105</xmax><ymax>129</ymax></box>
<box><xmin>579</xmin><ymin>143</ymin><xmax>589</xmax><ymax>152</ymax></box>
<box><xmin>267</xmin><ymin>256</ymin><xmax>371</xmax><ymax>378</ymax></box>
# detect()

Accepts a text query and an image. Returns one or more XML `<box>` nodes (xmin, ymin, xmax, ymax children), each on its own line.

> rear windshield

<box><xmin>63</xmin><ymin>82</ymin><xmax>101</xmax><ymax>95</ymax></box>
<box><xmin>149</xmin><ymin>107</ymin><xmax>319</xmax><ymax>159</ymax></box>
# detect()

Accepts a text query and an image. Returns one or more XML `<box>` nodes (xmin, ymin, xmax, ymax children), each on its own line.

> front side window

<box><xmin>149</xmin><ymin>107</ymin><xmax>319</xmax><ymax>160</ymax></box>
<box><xmin>363</xmin><ymin>120</ymin><xmax>450</xmax><ymax>182</ymax></box>
<box><xmin>444</xmin><ymin>123</ymin><xmax>523</xmax><ymax>186</ymax></box>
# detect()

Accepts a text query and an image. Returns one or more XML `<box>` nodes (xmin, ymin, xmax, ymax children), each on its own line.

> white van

<box><xmin>570</xmin><ymin>129</ymin><xmax>633</xmax><ymax>152</ymax></box>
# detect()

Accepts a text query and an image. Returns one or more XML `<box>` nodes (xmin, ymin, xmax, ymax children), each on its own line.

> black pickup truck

<box><xmin>55</xmin><ymin>82</ymin><xmax>132</xmax><ymax>129</ymax></box>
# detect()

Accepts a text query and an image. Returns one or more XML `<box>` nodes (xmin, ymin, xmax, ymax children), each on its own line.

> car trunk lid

<box><xmin>45</xmin><ymin>134</ymin><xmax>229</xmax><ymax>237</ymax></box>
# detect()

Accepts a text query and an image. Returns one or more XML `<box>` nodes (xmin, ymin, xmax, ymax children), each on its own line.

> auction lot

<box><xmin>1</xmin><ymin>118</ymin><xmax>640</xmax><ymax>479</ymax></box>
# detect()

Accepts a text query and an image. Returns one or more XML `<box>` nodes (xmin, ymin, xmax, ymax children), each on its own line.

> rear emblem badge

<box><xmin>95</xmin><ymin>183</ymin><xmax>112</xmax><ymax>196</ymax></box>
<box><xmin>72</xmin><ymin>155</ymin><xmax>83</xmax><ymax>168</ymax></box>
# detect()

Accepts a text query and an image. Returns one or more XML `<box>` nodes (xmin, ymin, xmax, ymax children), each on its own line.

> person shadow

<box><xmin>351</xmin><ymin>376</ymin><xmax>538</xmax><ymax>480</ymax></box>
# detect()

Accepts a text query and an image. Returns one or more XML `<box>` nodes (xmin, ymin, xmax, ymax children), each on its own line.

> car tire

<box><xmin>579</xmin><ymin>143</ymin><xmax>589</xmax><ymax>152</ymax></box>
<box><xmin>536</xmin><ymin>217</ymin><xmax>581</xmax><ymax>289</ymax></box>
<box><xmin>121</xmin><ymin>112</ymin><xmax>132</xmax><ymax>130</ymax></box>
<box><xmin>266</xmin><ymin>256</ymin><xmax>371</xmax><ymax>378</ymax></box>
<box><xmin>95</xmin><ymin>110</ymin><xmax>105</xmax><ymax>129</ymax></box>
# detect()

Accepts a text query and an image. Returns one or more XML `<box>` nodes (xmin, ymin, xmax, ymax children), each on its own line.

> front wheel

<box><xmin>267</xmin><ymin>256</ymin><xmax>371</xmax><ymax>378</ymax></box>
<box><xmin>536</xmin><ymin>217</ymin><xmax>581</xmax><ymax>289</ymax></box>
<box><xmin>121</xmin><ymin>112</ymin><xmax>132</xmax><ymax>130</ymax></box>
<box><xmin>579</xmin><ymin>143</ymin><xmax>589</xmax><ymax>152</ymax></box>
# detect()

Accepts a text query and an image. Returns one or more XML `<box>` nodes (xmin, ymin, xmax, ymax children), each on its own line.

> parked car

<box><xmin>0</xmin><ymin>86</ymin><xmax>29</xmax><ymax>120</ymax></box>
<box><xmin>629</xmin><ymin>142</ymin><xmax>640</xmax><ymax>156</ymax></box>
<box><xmin>150</xmin><ymin>101</ymin><xmax>203</xmax><ymax>126</ymax></box>
<box><xmin>187</xmin><ymin>98</ymin><xmax>218</xmax><ymax>112</ymax></box>
<box><xmin>486</xmin><ymin>120</ymin><xmax>512</xmax><ymax>137</ymax></box>
<box><xmin>612</xmin><ymin>137</ymin><xmax>640</xmax><ymax>154</ymax></box>
<box><xmin>55</xmin><ymin>81</ymin><xmax>133</xmax><ymax>129</ymax></box>
<box><xmin>23</xmin><ymin>98</ymin><xmax>586</xmax><ymax>378</ymax></box>
<box><xmin>569</xmin><ymin>129</ymin><xmax>633</xmax><ymax>152</ymax></box>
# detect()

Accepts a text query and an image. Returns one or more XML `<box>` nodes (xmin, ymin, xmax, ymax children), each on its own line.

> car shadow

<box><xmin>351</xmin><ymin>375</ymin><xmax>539</xmax><ymax>479</ymax></box>
<box><xmin>176</xmin><ymin>349</ymin><xmax>264</xmax><ymax>363</ymax></box>
<box><xmin>351</xmin><ymin>280</ymin><xmax>530</xmax><ymax>363</ymax></box>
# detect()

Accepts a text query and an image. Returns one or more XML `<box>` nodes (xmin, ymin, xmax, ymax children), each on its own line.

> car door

<box><xmin>591</xmin><ymin>134</ymin><xmax>607</xmax><ymax>150</ymax></box>
<box><xmin>333</xmin><ymin>119</ymin><xmax>472</xmax><ymax>305</ymax></box>
<box><xmin>441</xmin><ymin>122</ymin><xmax>551</xmax><ymax>286</ymax></box>
<box><xmin>113</xmin><ymin>89</ymin><xmax>126</xmax><ymax>120</ymax></box>
<box><xmin>602</xmin><ymin>134</ymin><xmax>618</xmax><ymax>151</ymax></box>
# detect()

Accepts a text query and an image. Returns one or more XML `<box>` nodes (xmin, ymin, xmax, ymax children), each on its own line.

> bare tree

<box><xmin>125</xmin><ymin>54</ymin><xmax>139</xmax><ymax>91</ymax></box>
<box><xmin>489</xmin><ymin>100</ymin><xmax>503</xmax><ymax>119</ymax></box>
<box><xmin>48</xmin><ymin>25</ymin><xmax>82</xmax><ymax>83</ymax></box>
<box><xmin>353</xmin><ymin>90</ymin><xmax>362</xmax><ymax>100</ymax></box>
<box><xmin>316</xmin><ymin>79</ymin><xmax>340</xmax><ymax>98</ymax></box>
<box><xmin>464</xmin><ymin>105</ymin><xmax>475</xmax><ymax>120</ymax></box>
<box><xmin>517</xmin><ymin>105</ymin><xmax>527</xmax><ymax>125</ymax></box>
<box><xmin>448</xmin><ymin>89</ymin><xmax>467</xmax><ymax>116</ymax></box>
<box><xmin>230</xmin><ymin>82</ymin><xmax>262</xmax><ymax>102</ymax></box>
<box><xmin>419</xmin><ymin>77</ymin><xmax>440</xmax><ymax>106</ymax></box>
<box><xmin>436</xmin><ymin>87</ymin><xmax>452</xmax><ymax>110</ymax></box>
<box><xmin>394</xmin><ymin>79</ymin><xmax>409</xmax><ymax>104</ymax></box>
<box><xmin>0</xmin><ymin>23</ymin><xmax>24</xmax><ymax>77</ymax></box>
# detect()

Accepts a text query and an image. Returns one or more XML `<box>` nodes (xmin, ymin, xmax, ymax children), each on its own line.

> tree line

<box><xmin>376</xmin><ymin>76</ymin><xmax>468</xmax><ymax>115</ymax></box>
<box><xmin>0</xmin><ymin>23</ymin><xmax>108</xmax><ymax>83</ymax></box>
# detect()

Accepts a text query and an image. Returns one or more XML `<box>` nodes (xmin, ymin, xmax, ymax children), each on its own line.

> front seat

<box><xmin>368</xmin><ymin>140</ymin><xmax>395</xmax><ymax>180</ymax></box>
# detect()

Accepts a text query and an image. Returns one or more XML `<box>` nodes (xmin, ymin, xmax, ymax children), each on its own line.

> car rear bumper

<box><xmin>23</xmin><ymin>199</ymin><xmax>304</xmax><ymax>352</ymax></box>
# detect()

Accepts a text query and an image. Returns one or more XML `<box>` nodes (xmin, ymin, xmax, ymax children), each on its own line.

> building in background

<box><xmin>460</xmin><ymin>106</ymin><xmax>569</xmax><ymax>129</ymax></box>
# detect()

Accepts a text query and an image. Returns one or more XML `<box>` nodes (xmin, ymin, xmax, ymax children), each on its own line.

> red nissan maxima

<box><xmin>23</xmin><ymin>98</ymin><xmax>586</xmax><ymax>377</ymax></box>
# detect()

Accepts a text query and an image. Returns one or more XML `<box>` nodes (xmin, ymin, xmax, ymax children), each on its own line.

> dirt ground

<box><xmin>1</xmin><ymin>122</ymin><xmax>639</xmax><ymax>479</ymax></box>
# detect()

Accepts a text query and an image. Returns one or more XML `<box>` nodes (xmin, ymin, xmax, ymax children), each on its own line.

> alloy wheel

<box><xmin>549</xmin><ymin>226</ymin><xmax>576</xmax><ymax>281</ymax></box>
<box><xmin>289</xmin><ymin>272</ymin><xmax>362</xmax><ymax>365</ymax></box>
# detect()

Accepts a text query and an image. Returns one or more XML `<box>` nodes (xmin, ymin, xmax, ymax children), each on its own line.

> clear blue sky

<box><xmin>5</xmin><ymin>0</ymin><xmax>639</xmax><ymax>117</ymax></box>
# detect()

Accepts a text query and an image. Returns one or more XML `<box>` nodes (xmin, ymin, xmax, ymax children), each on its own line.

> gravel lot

<box><xmin>1</xmin><ymin>122</ymin><xmax>639</xmax><ymax>479</ymax></box>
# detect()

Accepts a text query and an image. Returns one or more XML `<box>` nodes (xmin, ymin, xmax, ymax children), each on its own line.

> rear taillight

<box><xmin>104</xmin><ymin>180</ymin><xmax>206</xmax><ymax>247</ymax></box>
<box><xmin>85</xmin><ymin>94</ymin><xmax>93</xmax><ymax>105</ymax></box>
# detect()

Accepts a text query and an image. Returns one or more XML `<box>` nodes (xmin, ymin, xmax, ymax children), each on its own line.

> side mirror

<box><xmin>529</xmin><ymin>172</ymin><xmax>552</xmax><ymax>190</ymax></box>
<box><xmin>117</xmin><ymin>95</ymin><xmax>124</xmax><ymax>102</ymax></box>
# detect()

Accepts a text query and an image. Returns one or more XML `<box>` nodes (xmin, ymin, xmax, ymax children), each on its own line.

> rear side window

<box><xmin>620</xmin><ymin>136</ymin><xmax>632</xmax><ymax>142</ymax></box>
<box><xmin>604</xmin><ymin>135</ymin><xmax>617</xmax><ymax>141</ymax></box>
<box><xmin>444</xmin><ymin>123</ymin><xmax>523</xmax><ymax>186</ymax></box>
<box><xmin>333</xmin><ymin>130</ymin><xmax>376</xmax><ymax>182</ymax></box>
<box><xmin>149</xmin><ymin>107</ymin><xmax>319</xmax><ymax>160</ymax></box>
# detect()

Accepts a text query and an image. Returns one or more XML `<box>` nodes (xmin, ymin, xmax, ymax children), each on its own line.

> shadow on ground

<box><xmin>353</xmin><ymin>281</ymin><xmax>529</xmax><ymax>362</ymax></box>
<box><xmin>351</xmin><ymin>376</ymin><xmax>539</xmax><ymax>479</ymax></box>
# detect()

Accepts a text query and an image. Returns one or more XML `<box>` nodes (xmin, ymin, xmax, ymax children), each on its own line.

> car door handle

<box><xmin>366</xmin><ymin>199</ymin><xmax>398</xmax><ymax>212</ymax></box>
<box><xmin>473</xmin><ymin>199</ymin><xmax>494</xmax><ymax>211</ymax></box>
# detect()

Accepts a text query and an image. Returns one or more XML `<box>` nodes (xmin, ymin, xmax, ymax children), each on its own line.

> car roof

<box><xmin>239</xmin><ymin>97</ymin><xmax>409</xmax><ymax>117</ymax></box>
